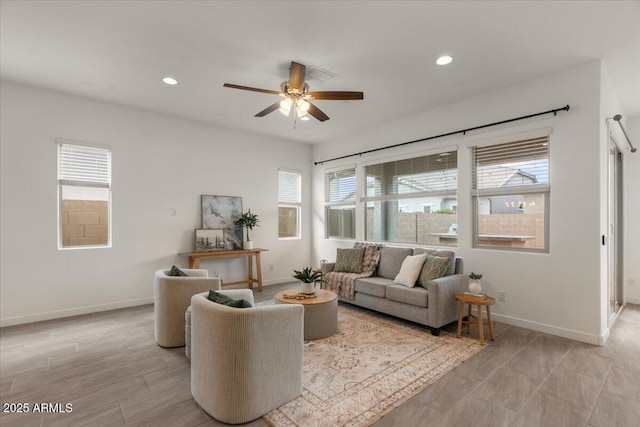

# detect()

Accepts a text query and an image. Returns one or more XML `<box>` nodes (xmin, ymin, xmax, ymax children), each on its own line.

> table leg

<box><xmin>466</xmin><ymin>304</ymin><xmax>471</xmax><ymax>335</ymax></box>
<box><xmin>486</xmin><ymin>305</ymin><xmax>495</xmax><ymax>341</ymax></box>
<box><xmin>456</xmin><ymin>300</ymin><xmax>464</xmax><ymax>338</ymax></box>
<box><xmin>248</xmin><ymin>255</ymin><xmax>254</xmax><ymax>290</ymax></box>
<box><xmin>192</xmin><ymin>258</ymin><xmax>200</xmax><ymax>268</ymax></box>
<box><xmin>478</xmin><ymin>304</ymin><xmax>485</xmax><ymax>345</ymax></box>
<box><xmin>255</xmin><ymin>252</ymin><xmax>263</xmax><ymax>292</ymax></box>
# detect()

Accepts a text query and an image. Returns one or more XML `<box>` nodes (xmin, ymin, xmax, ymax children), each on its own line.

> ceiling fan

<box><xmin>223</xmin><ymin>61</ymin><xmax>363</xmax><ymax>122</ymax></box>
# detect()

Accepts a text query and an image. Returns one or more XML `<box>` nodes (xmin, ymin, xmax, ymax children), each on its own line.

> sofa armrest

<box><xmin>426</xmin><ymin>274</ymin><xmax>468</xmax><ymax>328</ymax></box>
<box><xmin>321</xmin><ymin>262</ymin><xmax>335</xmax><ymax>275</ymax></box>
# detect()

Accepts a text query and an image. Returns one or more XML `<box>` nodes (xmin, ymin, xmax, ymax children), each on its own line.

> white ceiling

<box><xmin>1</xmin><ymin>1</ymin><xmax>639</xmax><ymax>144</ymax></box>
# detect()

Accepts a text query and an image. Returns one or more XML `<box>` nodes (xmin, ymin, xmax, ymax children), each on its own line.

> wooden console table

<box><xmin>179</xmin><ymin>248</ymin><xmax>268</xmax><ymax>292</ymax></box>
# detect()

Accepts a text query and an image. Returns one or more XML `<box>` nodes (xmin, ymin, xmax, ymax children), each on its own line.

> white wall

<box><xmin>0</xmin><ymin>81</ymin><xmax>312</xmax><ymax>326</ymax></box>
<box><xmin>624</xmin><ymin>116</ymin><xmax>640</xmax><ymax>304</ymax></box>
<box><xmin>312</xmin><ymin>61</ymin><xmax>607</xmax><ymax>344</ymax></box>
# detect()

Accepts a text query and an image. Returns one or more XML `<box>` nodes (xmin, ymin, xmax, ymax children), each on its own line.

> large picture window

<box><xmin>325</xmin><ymin>168</ymin><xmax>356</xmax><ymax>239</ymax></box>
<box><xmin>58</xmin><ymin>142</ymin><xmax>111</xmax><ymax>248</ymax></box>
<box><xmin>472</xmin><ymin>136</ymin><xmax>549</xmax><ymax>252</ymax></box>
<box><xmin>278</xmin><ymin>169</ymin><xmax>301</xmax><ymax>239</ymax></box>
<box><xmin>362</xmin><ymin>151</ymin><xmax>457</xmax><ymax>245</ymax></box>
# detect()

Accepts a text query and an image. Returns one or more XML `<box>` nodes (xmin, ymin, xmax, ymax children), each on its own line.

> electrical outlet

<box><xmin>170</xmin><ymin>208</ymin><xmax>177</xmax><ymax>216</ymax></box>
<box><xmin>629</xmin><ymin>279</ymin><xmax>639</xmax><ymax>288</ymax></box>
<box><xmin>498</xmin><ymin>291</ymin><xmax>506</xmax><ymax>302</ymax></box>
<box><xmin>213</xmin><ymin>271</ymin><xmax>219</xmax><ymax>278</ymax></box>
<box><xmin>269</xmin><ymin>265</ymin><xmax>274</xmax><ymax>272</ymax></box>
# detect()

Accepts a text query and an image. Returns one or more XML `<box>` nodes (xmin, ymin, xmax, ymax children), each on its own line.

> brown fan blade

<box><xmin>307</xmin><ymin>102</ymin><xmax>330</xmax><ymax>122</ymax></box>
<box><xmin>223</xmin><ymin>83</ymin><xmax>282</xmax><ymax>96</ymax></box>
<box><xmin>254</xmin><ymin>101</ymin><xmax>282</xmax><ymax>117</ymax></box>
<box><xmin>288</xmin><ymin>62</ymin><xmax>306</xmax><ymax>92</ymax></box>
<box><xmin>306</xmin><ymin>91</ymin><xmax>364</xmax><ymax>100</ymax></box>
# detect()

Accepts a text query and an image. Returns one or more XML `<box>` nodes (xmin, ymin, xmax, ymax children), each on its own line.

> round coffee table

<box><xmin>275</xmin><ymin>288</ymin><xmax>338</xmax><ymax>340</ymax></box>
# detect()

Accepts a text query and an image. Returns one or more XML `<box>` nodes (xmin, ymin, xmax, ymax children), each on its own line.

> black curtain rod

<box><xmin>314</xmin><ymin>104</ymin><xmax>570</xmax><ymax>165</ymax></box>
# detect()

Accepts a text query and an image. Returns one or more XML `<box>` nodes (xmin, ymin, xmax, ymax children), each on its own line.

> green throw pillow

<box><xmin>167</xmin><ymin>265</ymin><xmax>188</xmax><ymax>276</ymax></box>
<box><xmin>334</xmin><ymin>247</ymin><xmax>365</xmax><ymax>273</ymax></box>
<box><xmin>207</xmin><ymin>290</ymin><xmax>252</xmax><ymax>308</ymax></box>
<box><xmin>417</xmin><ymin>255</ymin><xmax>450</xmax><ymax>288</ymax></box>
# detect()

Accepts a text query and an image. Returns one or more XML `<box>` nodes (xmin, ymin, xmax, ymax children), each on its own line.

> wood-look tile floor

<box><xmin>1</xmin><ymin>283</ymin><xmax>638</xmax><ymax>427</ymax></box>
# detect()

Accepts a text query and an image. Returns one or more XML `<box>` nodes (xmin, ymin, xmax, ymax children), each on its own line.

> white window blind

<box><xmin>364</xmin><ymin>151</ymin><xmax>457</xmax><ymax>200</ymax></box>
<box><xmin>58</xmin><ymin>143</ymin><xmax>111</xmax><ymax>187</ymax></box>
<box><xmin>325</xmin><ymin>168</ymin><xmax>356</xmax><ymax>204</ymax></box>
<box><xmin>473</xmin><ymin>136</ymin><xmax>549</xmax><ymax>194</ymax></box>
<box><xmin>278</xmin><ymin>170</ymin><xmax>301</xmax><ymax>205</ymax></box>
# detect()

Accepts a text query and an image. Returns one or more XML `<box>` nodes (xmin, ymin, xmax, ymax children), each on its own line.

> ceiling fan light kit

<box><xmin>223</xmin><ymin>61</ymin><xmax>363</xmax><ymax>123</ymax></box>
<box><xmin>436</xmin><ymin>55</ymin><xmax>453</xmax><ymax>65</ymax></box>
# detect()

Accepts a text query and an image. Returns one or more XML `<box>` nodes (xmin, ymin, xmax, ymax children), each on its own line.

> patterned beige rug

<box><xmin>264</xmin><ymin>303</ymin><xmax>484</xmax><ymax>427</ymax></box>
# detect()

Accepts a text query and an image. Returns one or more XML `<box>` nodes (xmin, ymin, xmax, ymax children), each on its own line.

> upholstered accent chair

<box><xmin>190</xmin><ymin>290</ymin><xmax>304</xmax><ymax>424</ymax></box>
<box><xmin>154</xmin><ymin>268</ymin><xmax>221</xmax><ymax>347</ymax></box>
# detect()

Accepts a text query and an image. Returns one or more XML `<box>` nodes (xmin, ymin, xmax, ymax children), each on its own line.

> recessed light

<box><xmin>162</xmin><ymin>76</ymin><xmax>178</xmax><ymax>85</ymax></box>
<box><xmin>436</xmin><ymin>55</ymin><xmax>453</xmax><ymax>66</ymax></box>
<box><xmin>300</xmin><ymin>116</ymin><xmax>310</xmax><ymax>121</ymax></box>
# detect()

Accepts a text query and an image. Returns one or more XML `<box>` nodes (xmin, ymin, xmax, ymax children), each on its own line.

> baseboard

<box><xmin>626</xmin><ymin>296</ymin><xmax>640</xmax><ymax>305</ymax></box>
<box><xmin>490</xmin><ymin>312</ymin><xmax>602</xmax><ymax>345</ymax></box>
<box><xmin>0</xmin><ymin>297</ymin><xmax>154</xmax><ymax>327</ymax></box>
<box><xmin>263</xmin><ymin>277</ymin><xmax>299</xmax><ymax>287</ymax></box>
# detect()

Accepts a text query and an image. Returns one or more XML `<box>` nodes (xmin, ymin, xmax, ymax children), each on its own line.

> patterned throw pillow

<box><xmin>417</xmin><ymin>255</ymin><xmax>451</xmax><ymax>288</ymax></box>
<box><xmin>334</xmin><ymin>247</ymin><xmax>366</xmax><ymax>273</ymax></box>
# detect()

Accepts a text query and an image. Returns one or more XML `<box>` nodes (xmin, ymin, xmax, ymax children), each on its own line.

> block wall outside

<box><xmin>478</xmin><ymin>213</ymin><xmax>544</xmax><ymax>248</ymax></box>
<box><xmin>365</xmin><ymin>210</ymin><xmax>543</xmax><ymax>248</ymax></box>
<box><xmin>365</xmin><ymin>210</ymin><xmax>456</xmax><ymax>245</ymax></box>
<box><xmin>61</xmin><ymin>200</ymin><xmax>109</xmax><ymax>246</ymax></box>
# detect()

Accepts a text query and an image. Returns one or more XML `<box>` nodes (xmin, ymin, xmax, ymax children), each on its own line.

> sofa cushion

<box><xmin>355</xmin><ymin>276</ymin><xmax>395</xmax><ymax>298</ymax></box>
<box><xmin>416</xmin><ymin>255</ymin><xmax>451</xmax><ymax>288</ymax></box>
<box><xmin>394</xmin><ymin>254</ymin><xmax>427</xmax><ymax>287</ymax></box>
<box><xmin>167</xmin><ymin>265</ymin><xmax>188</xmax><ymax>276</ymax></box>
<box><xmin>377</xmin><ymin>247</ymin><xmax>413</xmax><ymax>279</ymax></box>
<box><xmin>335</xmin><ymin>247</ymin><xmax>366</xmax><ymax>273</ymax></box>
<box><xmin>413</xmin><ymin>248</ymin><xmax>456</xmax><ymax>276</ymax></box>
<box><xmin>385</xmin><ymin>285</ymin><xmax>428</xmax><ymax>308</ymax></box>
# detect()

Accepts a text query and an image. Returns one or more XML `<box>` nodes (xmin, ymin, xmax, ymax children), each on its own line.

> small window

<box><xmin>472</xmin><ymin>136</ymin><xmax>549</xmax><ymax>252</ymax></box>
<box><xmin>58</xmin><ymin>142</ymin><xmax>111</xmax><ymax>248</ymax></box>
<box><xmin>325</xmin><ymin>168</ymin><xmax>356</xmax><ymax>239</ymax></box>
<box><xmin>278</xmin><ymin>169</ymin><xmax>301</xmax><ymax>239</ymax></box>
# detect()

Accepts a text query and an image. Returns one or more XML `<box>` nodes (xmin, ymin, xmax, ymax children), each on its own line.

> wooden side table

<box><xmin>455</xmin><ymin>293</ymin><xmax>496</xmax><ymax>345</ymax></box>
<box><xmin>179</xmin><ymin>248</ymin><xmax>267</xmax><ymax>291</ymax></box>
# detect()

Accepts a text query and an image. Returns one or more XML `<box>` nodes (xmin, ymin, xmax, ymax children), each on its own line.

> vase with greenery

<box><xmin>468</xmin><ymin>272</ymin><xmax>483</xmax><ymax>295</ymax></box>
<box><xmin>293</xmin><ymin>267</ymin><xmax>323</xmax><ymax>294</ymax></box>
<box><xmin>234</xmin><ymin>209</ymin><xmax>260</xmax><ymax>249</ymax></box>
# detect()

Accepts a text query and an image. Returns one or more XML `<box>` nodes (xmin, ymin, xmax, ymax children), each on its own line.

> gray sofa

<box><xmin>322</xmin><ymin>246</ymin><xmax>466</xmax><ymax>336</ymax></box>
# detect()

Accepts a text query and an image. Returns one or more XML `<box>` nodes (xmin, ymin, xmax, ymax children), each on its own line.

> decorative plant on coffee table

<box><xmin>293</xmin><ymin>267</ymin><xmax>323</xmax><ymax>295</ymax></box>
<box><xmin>234</xmin><ymin>209</ymin><xmax>260</xmax><ymax>250</ymax></box>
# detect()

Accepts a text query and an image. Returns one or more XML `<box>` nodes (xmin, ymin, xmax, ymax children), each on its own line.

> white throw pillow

<box><xmin>394</xmin><ymin>254</ymin><xmax>427</xmax><ymax>287</ymax></box>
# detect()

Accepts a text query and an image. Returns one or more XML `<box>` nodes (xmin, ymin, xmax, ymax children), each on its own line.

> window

<box><xmin>324</xmin><ymin>168</ymin><xmax>356</xmax><ymax>239</ymax></box>
<box><xmin>362</xmin><ymin>151</ymin><xmax>457</xmax><ymax>245</ymax></box>
<box><xmin>278</xmin><ymin>169</ymin><xmax>301</xmax><ymax>239</ymax></box>
<box><xmin>472</xmin><ymin>135</ymin><xmax>549</xmax><ymax>252</ymax></box>
<box><xmin>58</xmin><ymin>142</ymin><xmax>111</xmax><ymax>248</ymax></box>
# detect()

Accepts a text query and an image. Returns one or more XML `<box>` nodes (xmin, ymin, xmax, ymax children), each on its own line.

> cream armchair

<box><xmin>190</xmin><ymin>290</ymin><xmax>304</xmax><ymax>424</ymax></box>
<box><xmin>154</xmin><ymin>268</ymin><xmax>221</xmax><ymax>348</ymax></box>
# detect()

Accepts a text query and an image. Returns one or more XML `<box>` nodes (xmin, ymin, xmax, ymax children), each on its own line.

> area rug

<box><xmin>263</xmin><ymin>303</ymin><xmax>484</xmax><ymax>427</ymax></box>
